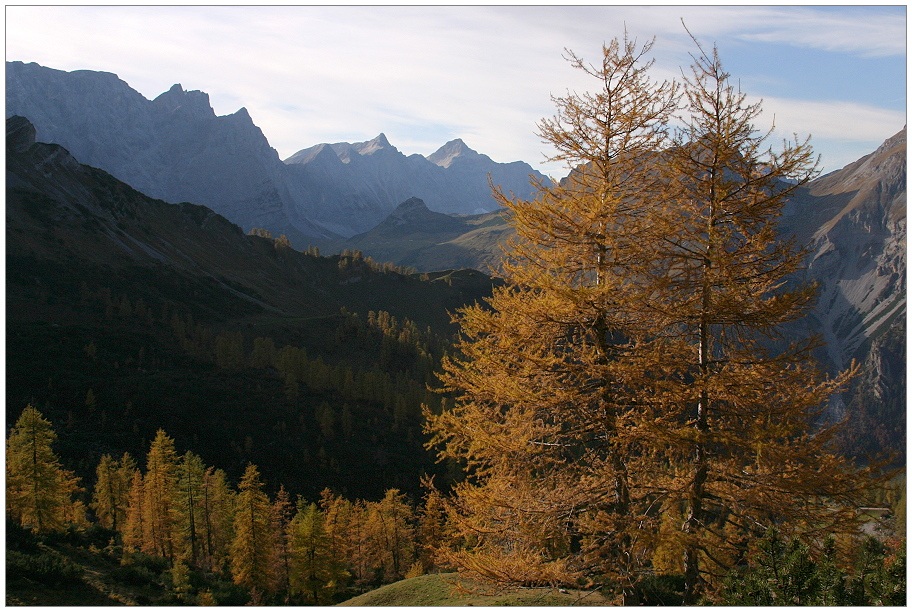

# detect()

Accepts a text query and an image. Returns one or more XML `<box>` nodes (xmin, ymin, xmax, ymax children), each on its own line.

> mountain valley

<box><xmin>5</xmin><ymin>60</ymin><xmax>906</xmax><ymax>474</ymax></box>
<box><xmin>4</xmin><ymin>53</ymin><xmax>906</xmax><ymax>608</ymax></box>
<box><xmin>7</xmin><ymin>115</ymin><xmax>497</xmax><ymax>501</ymax></box>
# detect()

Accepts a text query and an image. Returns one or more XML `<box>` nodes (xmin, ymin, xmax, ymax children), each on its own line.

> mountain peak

<box><xmin>395</xmin><ymin>196</ymin><xmax>429</xmax><ymax>213</ymax></box>
<box><xmin>153</xmin><ymin>83</ymin><xmax>213</xmax><ymax>117</ymax></box>
<box><xmin>354</xmin><ymin>133</ymin><xmax>395</xmax><ymax>156</ymax></box>
<box><xmin>427</xmin><ymin>138</ymin><xmax>480</xmax><ymax>168</ymax></box>
<box><xmin>385</xmin><ymin>197</ymin><xmax>432</xmax><ymax>225</ymax></box>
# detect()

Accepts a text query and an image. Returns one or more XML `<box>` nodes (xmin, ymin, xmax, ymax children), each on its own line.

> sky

<box><xmin>4</xmin><ymin>4</ymin><xmax>907</xmax><ymax>178</ymax></box>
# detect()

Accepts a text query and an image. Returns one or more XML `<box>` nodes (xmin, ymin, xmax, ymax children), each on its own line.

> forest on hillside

<box><xmin>6</xmin><ymin>32</ymin><xmax>905</xmax><ymax>606</ymax></box>
<box><xmin>5</xmin><ymin>404</ymin><xmax>905</xmax><ymax>605</ymax></box>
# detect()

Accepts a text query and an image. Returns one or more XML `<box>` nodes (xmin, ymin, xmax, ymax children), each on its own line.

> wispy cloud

<box><xmin>5</xmin><ymin>5</ymin><xmax>905</xmax><ymax>176</ymax></box>
<box><xmin>756</xmin><ymin>96</ymin><xmax>906</xmax><ymax>143</ymax></box>
<box><xmin>731</xmin><ymin>7</ymin><xmax>906</xmax><ymax>58</ymax></box>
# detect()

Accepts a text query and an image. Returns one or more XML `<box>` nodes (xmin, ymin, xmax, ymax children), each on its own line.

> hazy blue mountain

<box><xmin>325</xmin><ymin>197</ymin><xmax>514</xmax><ymax>272</ymax></box>
<box><xmin>283</xmin><ymin>135</ymin><xmax>547</xmax><ymax>235</ymax></box>
<box><xmin>5</xmin><ymin>61</ymin><xmax>326</xmax><ymax>243</ymax></box>
<box><xmin>6</xmin><ymin>61</ymin><xmax>548</xmax><ymax>240</ymax></box>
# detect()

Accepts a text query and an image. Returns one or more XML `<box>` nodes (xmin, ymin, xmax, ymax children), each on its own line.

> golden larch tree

<box><xmin>176</xmin><ymin>450</ymin><xmax>206</xmax><ymax>566</ymax></box>
<box><xmin>426</xmin><ymin>33</ymin><xmax>678</xmax><ymax>597</ymax></box>
<box><xmin>365</xmin><ymin>489</ymin><xmax>416</xmax><ymax>583</ymax></box>
<box><xmin>288</xmin><ymin>500</ymin><xmax>335</xmax><ymax>604</ymax></box>
<box><xmin>230</xmin><ymin>463</ymin><xmax>277</xmax><ymax>600</ymax></box>
<box><xmin>122</xmin><ymin>468</ymin><xmax>145</xmax><ymax>552</ymax></box>
<box><xmin>271</xmin><ymin>485</ymin><xmax>294</xmax><ymax>598</ymax></box>
<box><xmin>199</xmin><ymin>466</ymin><xmax>236</xmax><ymax>573</ymax></box>
<box><xmin>91</xmin><ymin>451</ymin><xmax>136</xmax><ymax>533</ymax></box>
<box><xmin>6</xmin><ymin>405</ymin><xmax>83</xmax><ymax>533</ymax></box>
<box><xmin>426</xmin><ymin>31</ymin><xmax>885</xmax><ymax>604</ymax></box>
<box><xmin>142</xmin><ymin>429</ymin><xmax>183</xmax><ymax>561</ymax></box>
<box><xmin>640</xmin><ymin>38</ymin><xmax>885</xmax><ymax>602</ymax></box>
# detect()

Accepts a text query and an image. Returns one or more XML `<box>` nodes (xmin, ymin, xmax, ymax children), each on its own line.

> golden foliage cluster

<box><xmin>425</xmin><ymin>32</ymin><xmax>891</xmax><ymax>603</ymax></box>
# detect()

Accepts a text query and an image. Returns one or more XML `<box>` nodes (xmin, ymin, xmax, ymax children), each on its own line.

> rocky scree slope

<box><xmin>782</xmin><ymin>128</ymin><xmax>906</xmax><ymax>457</ymax></box>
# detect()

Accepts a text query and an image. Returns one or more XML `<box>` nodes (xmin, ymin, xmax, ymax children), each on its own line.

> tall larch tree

<box><xmin>415</xmin><ymin>482</ymin><xmax>450</xmax><ymax>574</ymax></box>
<box><xmin>91</xmin><ymin>452</ymin><xmax>136</xmax><ymax>533</ymax></box>
<box><xmin>200</xmin><ymin>466</ymin><xmax>236</xmax><ymax>573</ymax></box>
<box><xmin>230</xmin><ymin>463</ymin><xmax>277</xmax><ymax>601</ymax></box>
<box><xmin>122</xmin><ymin>468</ymin><xmax>146</xmax><ymax>552</ymax></box>
<box><xmin>366</xmin><ymin>489</ymin><xmax>416</xmax><ymax>584</ymax></box>
<box><xmin>425</xmin><ymin>34</ymin><xmax>678</xmax><ymax>596</ymax></box>
<box><xmin>176</xmin><ymin>451</ymin><xmax>206</xmax><ymax>566</ymax></box>
<box><xmin>6</xmin><ymin>405</ymin><xmax>83</xmax><ymax>533</ymax></box>
<box><xmin>288</xmin><ymin>500</ymin><xmax>335</xmax><ymax>604</ymax></box>
<box><xmin>319</xmin><ymin>489</ymin><xmax>357</xmax><ymax>593</ymax></box>
<box><xmin>272</xmin><ymin>485</ymin><xmax>294</xmax><ymax>598</ymax></box>
<box><xmin>426</xmin><ymin>30</ymin><xmax>885</xmax><ymax>604</ymax></box>
<box><xmin>642</xmin><ymin>37</ymin><xmax>886</xmax><ymax>602</ymax></box>
<box><xmin>142</xmin><ymin>429</ymin><xmax>182</xmax><ymax>561</ymax></box>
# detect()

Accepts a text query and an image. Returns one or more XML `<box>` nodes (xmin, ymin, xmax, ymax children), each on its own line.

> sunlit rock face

<box><xmin>782</xmin><ymin>128</ymin><xmax>906</xmax><ymax>455</ymax></box>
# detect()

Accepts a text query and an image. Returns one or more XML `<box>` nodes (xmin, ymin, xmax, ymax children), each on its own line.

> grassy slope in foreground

<box><xmin>337</xmin><ymin>573</ymin><xmax>615</xmax><ymax>606</ymax></box>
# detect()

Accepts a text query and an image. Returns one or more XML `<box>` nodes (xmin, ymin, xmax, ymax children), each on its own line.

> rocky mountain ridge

<box><xmin>6</xmin><ymin>61</ymin><xmax>546</xmax><ymax>240</ymax></box>
<box><xmin>5</xmin><ymin>63</ymin><xmax>321</xmax><ymax>242</ymax></box>
<box><xmin>787</xmin><ymin>129</ymin><xmax>906</xmax><ymax>371</ymax></box>
<box><xmin>779</xmin><ymin>129</ymin><xmax>906</xmax><ymax>456</ymax></box>
<box><xmin>282</xmin><ymin>133</ymin><xmax>547</xmax><ymax>235</ymax></box>
<box><xmin>5</xmin><ymin>60</ymin><xmax>904</xmax><ymax>459</ymax></box>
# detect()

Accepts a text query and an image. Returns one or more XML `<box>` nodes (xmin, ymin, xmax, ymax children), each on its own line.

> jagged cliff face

<box><xmin>785</xmin><ymin>129</ymin><xmax>906</xmax><ymax>371</ymax></box>
<box><xmin>6</xmin><ymin>62</ymin><xmax>547</xmax><ymax>240</ymax></box>
<box><xmin>781</xmin><ymin>129</ymin><xmax>906</xmax><ymax>457</ymax></box>
<box><xmin>5</xmin><ymin>61</ymin><xmax>322</xmax><ymax>242</ymax></box>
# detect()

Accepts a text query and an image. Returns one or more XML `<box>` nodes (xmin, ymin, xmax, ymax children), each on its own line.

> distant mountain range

<box><xmin>6</xmin><ymin>61</ymin><xmax>548</xmax><ymax>240</ymax></box>
<box><xmin>285</xmin><ymin>134</ymin><xmax>547</xmax><ymax>236</ymax></box>
<box><xmin>5</xmin><ymin>60</ymin><xmax>905</xmax><ymax>460</ymax></box>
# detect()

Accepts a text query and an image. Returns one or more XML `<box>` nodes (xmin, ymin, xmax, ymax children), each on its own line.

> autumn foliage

<box><xmin>6</xmin><ymin>406</ymin><xmax>437</xmax><ymax>604</ymax></box>
<box><xmin>425</xmin><ymin>33</ymin><xmax>891</xmax><ymax>603</ymax></box>
<box><xmin>5</xmin><ymin>31</ymin><xmax>901</xmax><ymax>608</ymax></box>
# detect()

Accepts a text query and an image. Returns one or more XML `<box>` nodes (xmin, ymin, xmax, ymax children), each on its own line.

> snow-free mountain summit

<box><xmin>5</xmin><ymin>61</ymin><xmax>549</xmax><ymax>240</ymax></box>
